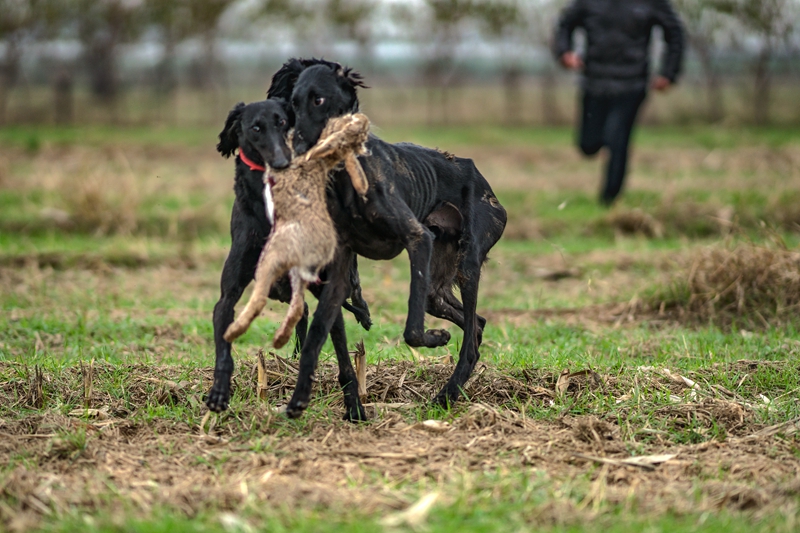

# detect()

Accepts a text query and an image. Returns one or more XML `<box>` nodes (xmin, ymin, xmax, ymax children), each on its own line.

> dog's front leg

<box><xmin>286</xmin><ymin>251</ymin><xmax>352</xmax><ymax>419</ymax></box>
<box><xmin>329</xmin><ymin>309</ymin><xmax>366</xmax><ymax>422</ymax></box>
<box><xmin>398</xmin><ymin>219</ymin><xmax>451</xmax><ymax>349</ymax></box>
<box><xmin>207</xmin><ymin>235</ymin><xmax>261</xmax><ymax>412</ymax></box>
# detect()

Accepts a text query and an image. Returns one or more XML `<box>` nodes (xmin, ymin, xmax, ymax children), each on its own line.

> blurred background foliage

<box><xmin>0</xmin><ymin>0</ymin><xmax>798</xmax><ymax>128</ymax></box>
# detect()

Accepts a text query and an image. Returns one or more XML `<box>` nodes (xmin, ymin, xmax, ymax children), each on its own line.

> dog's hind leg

<box><xmin>434</xmin><ymin>261</ymin><xmax>481</xmax><ymax>408</ymax></box>
<box><xmin>274</xmin><ymin>268</ymin><xmax>307</xmax><ymax>349</ymax></box>
<box><xmin>427</xmin><ymin>224</ymin><xmax>486</xmax><ymax>343</ymax></box>
<box><xmin>435</xmin><ymin>182</ymin><xmax>505</xmax><ymax>407</ymax></box>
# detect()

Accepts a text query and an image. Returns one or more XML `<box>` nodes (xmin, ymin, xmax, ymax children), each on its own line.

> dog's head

<box><xmin>268</xmin><ymin>58</ymin><xmax>366</xmax><ymax>156</ymax></box>
<box><xmin>217</xmin><ymin>99</ymin><xmax>293</xmax><ymax>170</ymax></box>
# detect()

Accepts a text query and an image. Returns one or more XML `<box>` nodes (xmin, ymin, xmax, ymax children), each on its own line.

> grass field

<box><xmin>1</xmin><ymin>122</ymin><xmax>800</xmax><ymax>532</ymax></box>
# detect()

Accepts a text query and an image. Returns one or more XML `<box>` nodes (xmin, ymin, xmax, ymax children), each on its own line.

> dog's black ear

<box><xmin>335</xmin><ymin>65</ymin><xmax>368</xmax><ymax>113</ymax></box>
<box><xmin>267</xmin><ymin>58</ymin><xmax>306</xmax><ymax>101</ymax></box>
<box><xmin>339</xmin><ymin>66</ymin><xmax>369</xmax><ymax>90</ymax></box>
<box><xmin>217</xmin><ymin>102</ymin><xmax>245</xmax><ymax>158</ymax></box>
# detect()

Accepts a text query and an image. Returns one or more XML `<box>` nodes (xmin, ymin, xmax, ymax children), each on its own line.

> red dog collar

<box><xmin>238</xmin><ymin>148</ymin><xmax>266</xmax><ymax>172</ymax></box>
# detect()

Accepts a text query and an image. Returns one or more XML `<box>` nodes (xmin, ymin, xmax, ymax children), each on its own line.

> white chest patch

<box><xmin>263</xmin><ymin>180</ymin><xmax>275</xmax><ymax>224</ymax></box>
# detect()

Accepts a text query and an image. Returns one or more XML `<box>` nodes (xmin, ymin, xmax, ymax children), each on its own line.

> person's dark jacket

<box><xmin>553</xmin><ymin>0</ymin><xmax>684</xmax><ymax>94</ymax></box>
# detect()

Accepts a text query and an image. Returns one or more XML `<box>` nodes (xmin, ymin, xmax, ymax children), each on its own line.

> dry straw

<box><xmin>657</xmin><ymin>239</ymin><xmax>800</xmax><ymax>325</ymax></box>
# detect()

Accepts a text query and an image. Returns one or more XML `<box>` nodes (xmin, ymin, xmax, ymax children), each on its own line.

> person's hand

<box><xmin>651</xmin><ymin>76</ymin><xmax>671</xmax><ymax>91</ymax></box>
<box><xmin>560</xmin><ymin>51</ymin><xmax>584</xmax><ymax>71</ymax></box>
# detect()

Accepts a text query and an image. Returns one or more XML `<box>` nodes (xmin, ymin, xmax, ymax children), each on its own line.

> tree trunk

<box><xmin>426</xmin><ymin>84</ymin><xmax>437</xmax><ymax>127</ymax></box>
<box><xmin>503</xmin><ymin>66</ymin><xmax>522</xmax><ymax>126</ymax></box>
<box><xmin>355</xmin><ymin>38</ymin><xmax>373</xmax><ymax>76</ymax></box>
<box><xmin>694</xmin><ymin>41</ymin><xmax>723</xmax><ymax>123</ymax></box>
<box><xmin>752</xmin><ymin>44</ymin><xmax>772</xmax><ymax>126</ymax></box>
<box><xmin>0</xmin><ymin>36</ymin><xmax>23</xmax><ymax>125</ymax></box>
<box><xmin>86</xmin><ymin>32</ymin><xmax>118</xmax><ymax>105</ymax></box>
<box><xmin>423</xmin><ymin>57</ymin><xmax>445</xmax><ymax>126</ymax></box>
<box><xmin>155</xmin><ymin>35</ymin><xmax>178</xmax><ymax>95</ymax></box>
<box><xmin>540</xmin><ymin>67</ymin><xmax>561</xmax><ymax>126</ymax></box>
<box><xmin>53</xmin><ymin>69</ymin><xmax>74</xmax><ymax>125</ymax></box>
<box><xmin>154</xmin><ymin>35</ymin><xmax>178</xmax><ymax>126</ymax></box>
<box><xmin>200</xmin><ymin>32</ymin><xmax>222</xmax><ymax>91</ymax></box>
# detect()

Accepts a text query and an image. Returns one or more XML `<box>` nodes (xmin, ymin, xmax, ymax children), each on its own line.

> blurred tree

<box><xmin>57</xmin><ymin>0</ymin><xmax>145</xmax><ymax>108</ymax></box>
<box><xmin>523</xmin><ymin>0</ymin><xmax>566</xmax><ymax>126</ymax></box>
<box><xmin>420</xmin><ymin>0</ymin><xmax>475</xmax><ymax>124</ymax></box>
<box><xmin>186</xmin><ymin>0</ymin><xmax>236</xmax><ymax>90</ymax></box>
<box><xmin>0</xmin><ymin>0</ymin><xmax>66</xmax><ymax>123</ymax></box>
<box><xmin>0</xmin><ymin>0</ymin><xmax>32</xmax><ymax>122</ymax></box>
<box><xmin>472</xmin><ymin>0</ymin><xmax>524</xmax><ymax>125</ymax></box>
<box><xmin>673</xmin><ymin>0</ymin><xmax>730</xmax><ymax>122</ymax></box>
<box><xmin>258</xmin><ymin>0</ymin><xmax>313</xmax><ymax>29</ymax></box>
<box><xmin>261</xmin><ymin>0</ymin><xmax>311</xmax><ymax>19</ymax></box>
<box><xmin>143</xmin><ymin>0</ymin><xmax>192</xmax><ymax>95</ymax></box>
<box><xmin>326</xmin><ymin>0</ymin><xmax>376</xmax><ymax>66</ymax></box>
<box><xmin>423</xmin><ymin>0</ymin><xmax>474</xmax><ymax>68</ymax></box>
<box><xmin>709</xmin><ymin>0</ymin><xmax>797</xmax><ymax>124</ymax></box>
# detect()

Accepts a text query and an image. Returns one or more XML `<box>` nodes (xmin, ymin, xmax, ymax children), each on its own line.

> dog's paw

<box><xmin>205</xmin><ymin>387</ymin><xmax>230</xmax><ymax>413</ymax></box>
<box><xmin>404</xmin><ymin>328</ymin><xmax>451</xmax><ymax>348</ymax></box>
<box><xmin>356</xmin><ymin>311</ymin><xmax>372</xmax><ymax>331</ymax></box>
<box><xmin>342</xmin><ymin>402</ymin><xmax>368</xmax><ymax>423</ymax></box>
<box><xmin>424</xmin><ymin>328</ymin><xmax>451</xmax><ymax>348</ymax></box>
<box><xmin>285</xmin><ymin>399</ymin><xmax>308</xmax><ymax>419</ymax></box>
<box><xmin>433</xmin><ymin>383</ymin><xmax>461</xmax><ymax>409</ymax></box>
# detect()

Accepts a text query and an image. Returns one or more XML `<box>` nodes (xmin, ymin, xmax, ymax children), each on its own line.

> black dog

<box><xmin>268</xmin><ymin>59</ymin><xmax>507</xmax><ymax>420</ymax></box>
<box><xmin>205</xmin><ymin>98</ymin><xmax>371</xmax><ymax>413</ymax></box>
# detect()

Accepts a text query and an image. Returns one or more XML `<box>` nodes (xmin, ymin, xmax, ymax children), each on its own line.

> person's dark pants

<box><xmin>578</xmin><ymin>89</ymin><xmax>647</xmax><ymax>205</ymax></box>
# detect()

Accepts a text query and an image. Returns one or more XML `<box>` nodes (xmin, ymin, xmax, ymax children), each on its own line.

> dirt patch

<box><xmin>1</xmin><ymin>360</ymin><xmax>799</xmax><ymax>530</ymax></box>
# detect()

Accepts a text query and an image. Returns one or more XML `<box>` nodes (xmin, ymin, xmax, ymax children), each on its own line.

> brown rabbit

<box><xmin>223</xmin><ymin>113</ymin><xmax>370</xmax><ymax>347</ymax></box>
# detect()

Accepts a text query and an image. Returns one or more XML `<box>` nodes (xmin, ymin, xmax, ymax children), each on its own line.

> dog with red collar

<box><xmin>224</xmin><ymin>112</ymin><xmax>371</xmax><ymax>346</ymax></box>
<box><xmin>205</xmin><ymin>98</ymin><xmax>371</xmax><ymax>414</ymax></box>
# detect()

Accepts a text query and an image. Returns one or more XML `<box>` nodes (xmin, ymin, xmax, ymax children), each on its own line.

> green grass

<box><xmin>2</xmin><ymin>123</ymin><xmax>800</xmax><ymax>532</ymax></box>
<box><xmin>2</xmin><ymin>123</ymin><xmax>799</xmax><ymax>151</ymax></box>
<box><xmin>32</xmin><ymin>501</ymin><xmax>800</xmax><ymax>533</ymax></box>
<box><xmin>0</xmin><ymin>124</ymin><xmax>218</xmax><ymax>150</ymax></box>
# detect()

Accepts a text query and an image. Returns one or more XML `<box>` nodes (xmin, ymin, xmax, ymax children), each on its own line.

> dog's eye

<box><xmin>251</xmin><ymin>125</ymin><xmax>261</xmax><ymax>133</ymax></box>
<box><xmin>314</xmin><ymin>97</ymin><xmax>325</xmax><ymax>106</ymax></box>
<box><xmin>278</xmin><ymin>119</ymin><xmax>287</xmax><ymax>127</ymax></box>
